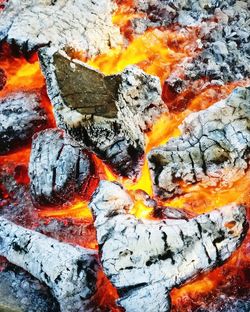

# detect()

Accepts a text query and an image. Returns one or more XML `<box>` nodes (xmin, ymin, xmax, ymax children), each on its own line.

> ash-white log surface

<box><xmin>39</xmin><ymin>49</ymin><xmax>165</xmax><ymax>176</ymax></box>
<box><xmin>29</xmin><ymin>129</ymin><xmax>93</xmax><ymax>206</ymax></box>
<box><xmin>0</xmin><ymin>91</ymin><xmax>48</xmax><ymax>155</ymax></box>
<box><xmin>89</xmin><ymin>180</ymin><xmax>248</xmax><ymax>312</ymax></box>
<box><xmin>0</xmin><ymin>0</ymin><xmax>121</xmax><ymax>55</ymax></box>
<box><xmin>0</xmin><ymin>217</ymin><xmax>100</xmax><ymax>312</ymax></box>
<box><xmin>148</xmin><ymin>87</ymin><xmax>250</xmax><ymax>198</ymax></box>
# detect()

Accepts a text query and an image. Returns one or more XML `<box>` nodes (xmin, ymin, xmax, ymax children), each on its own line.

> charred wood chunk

<box><xmin>89</xmin><ymin>181</ymin><xmax>248</xmax><ymax>312</ymax></box>
<box><xmin>0</xmin><ymin>0</ymin><xmax>121</xmax><ymax>55</ymax></box>
<box><xmin>29</xmin><ymin>129</ymin><xmax>93</xmax><ymax>206</ymax></box>
<box><xmin>39</xmin><ymin>49</ymin><xmax>166</xmax><ymax>177</ymax></box>
<box><xmin>0</xmin><ymin>91</ymin><xmax>48</xmax><ymax>155</ymax></box>
<box><xmin>0</xmin><ymin>217</ymin><xmax>100</xmax><ymax>312</ymax></box>
<box><xmin>148</xmin><ymin>86</ymin><xmax>250</xmax><ymax>199</ymax></box>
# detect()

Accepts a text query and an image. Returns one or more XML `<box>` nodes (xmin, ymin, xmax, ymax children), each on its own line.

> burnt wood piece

<box><xmin>148</xmin><ymin>87</ymin><xmax>250</xmax><ymax>199</ymax></box>
<box><xmin>0</xmin><ymin>91</ymin><xmax>48</xmax><ymax>155</ymax></box>
<box><xmin>0</xmin><ymin>217</ymin><xmax>100</xmax><ymax>312</ymax></box>
<box><xmin>89</xmin><ymin>181</ymin><xmax>248</xmax><ymax>312</ymax></box>
<box><xmin>0</xmin><ymin>0</ymin><xmax>121</xmax><ymax>56</ymax></box>
<box><xmin>39</xmin><ymin>49</ymin><xmax>165</xmax><ymax>177</ymax></box>
<box><xmin>29</xmin><ymin>129</ymin><xmax>93</xmax><ymax>206</ymax></box>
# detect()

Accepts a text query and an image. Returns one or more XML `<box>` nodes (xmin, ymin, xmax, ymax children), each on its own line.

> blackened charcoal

<box><xmin>0</xmin><ymin>267</ymin><xmax>59</xmax><ymax>312</ymax></box>
<box><xmin>0</xmin><ymin>91</ymin><xmax>48</xmax><ymax>154</ymax></box>
<box><xmin>29</xmin><ymin>129</ymin><xmax>93</xmax><ymax>206</ymax></box>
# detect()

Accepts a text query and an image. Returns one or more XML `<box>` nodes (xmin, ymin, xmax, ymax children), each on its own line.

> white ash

<box><xmin>89</xmin><ymin>180</ymin><xmax>248</xmax><ymax>312</ymax></box>
<box><xmin>29</xmin><ymin>129</ymin><xmax>93</xmax><ymax>206</ymax></box>
<box><xmin>0</xmin><ymin>91</ymin><xmax>48</xmax><ymax>155</ymax></box>
<box><xmin>0</xmin><ymin>217</ymin><xmax>100</xmax><ymax>312</ymax></box>
<box><xmin>0</xmin><ymin>0</ymin><xmax>121</xmax><ymax>55</ymax></box>
<box><xmin>148</xmin><ymin>86</ymin><xmax>250</xmax><ymax>199</ymax></box>
<box><xmin>0</xmin><ymin>267</ymin><xmax>59</xmax><ymax>312</ymax></box>
<box><xmin>133</xmin><ymin>1</ymin><xmax>250</xmax><ymax>86</ymax></box>
<box><xmin>39</xmin><ymin>49</ymin><xmax>165</xmax><ymax>176</ymax></box>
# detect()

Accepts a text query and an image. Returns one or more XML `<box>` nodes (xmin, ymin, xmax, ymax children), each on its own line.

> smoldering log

<box><xmin>39</xmin><ymin>49</ymin><xmax>165</xmax><ymax>177</ymax></box>
<box><xmin>0</xmin><ymin>217</ymin><xmax>100</xmax><ymax>312</ymax></box>
<box><xmin>0</xmin><ymin>0</ymin><xmax>121</xmax><ymax>56</ymax></box>
<box><xmin>0</xmin><ymin>91</ymin><xmax>48</xmax><ymax>155</ymax></box>
<box><xmin>29</xmin><ymin>129</ymin><xmax>93</xmax><ymax>206</ymax></box>
<box><xmin>89</xmin><ymin>181</ymin><xmax>248</xmax><ymax>312</ymax></box>
<box><xmin>148</xmin><ymin>86</ymin><xmax>250</xmax><ymax>199</ymax></box>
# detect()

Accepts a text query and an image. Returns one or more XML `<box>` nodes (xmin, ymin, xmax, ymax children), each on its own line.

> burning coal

<box><xmin>0</xmin><ymin>0</ymin><xmax>250</xmax><ymax>312</ymax></box>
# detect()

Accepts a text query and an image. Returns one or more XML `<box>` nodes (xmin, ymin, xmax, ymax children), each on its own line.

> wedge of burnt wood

<box><xmin>0</xmin><ymin>91</ymin><xmax>48</xmax><ymax>155</ymax></box>
<box><xmin>0</xmin><ymin>0</ymin><xmax>121</xmax><ymax>56</ymax></box>
<box><xmin>0</xmin><ymin>217</ymin><xmax>100</xmax><ymax>312</ymax></box>
<box><xmin>153</xmin><ymin>206</ymin><xmax>190</xmax><ymax>220</ymax></box>
<box><xmin>29</xmin><ymin>128</ymin><xmax>93</xmax><ymax>206</ymax></box>
<box><xmin>39</xmin><ymin>49</ymin><xmax>165</xmax><ymax>177</ymax></box>
<box><xmin>0</xmin><ymin>68</ymin><xmax>6</xmax><ymax>90</ymax></box>
<box><xmin>148</xmin><ymin>86</ymin><xmax>250</xmax><ymax>199</ymax></box>
<box><xmin>0</xmin><ymin>266</ymin><xmax>59</xmax><ymax>312</ymax></box>
<box><xmin>89</xmin><ymin>181</ymin><xmax>248</xmax><ymax>312</ymax></box>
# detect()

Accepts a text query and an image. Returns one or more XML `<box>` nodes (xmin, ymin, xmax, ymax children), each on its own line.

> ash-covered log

<box><xmin>39</xmin><ymin>49</ymin><xmax>165</xmax><ymax>176</ymax></box>
<box><xmin>0</xmin><ymin>217</ymin><xmax>100</xmax><ymax>312</ymax></box>
<box><xmin>148</xmin><ymin>86</ymin><xmax>250</xmax><ymax>199</ymax></box>
<box><xmin>89</xmin><ymin>181</ymin><xmax>248</xmax><ymax>312</ymax></box>
<box><xmin>29</xmin><ymin>129</ymin><xmax>93</xmax><ymax>206</ymax></box>
<box><xmin>0</xmin><ymin>91</ymin><xmax>48</xmax><ymax>155</ymax></box>
<box><xmin>0</xmin><ymin>0</ymin><xmax>121</xmax><ymax>56</ymax></box>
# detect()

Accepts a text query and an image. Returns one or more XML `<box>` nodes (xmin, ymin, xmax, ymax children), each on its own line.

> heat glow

<box><xmin>0</xmin><ymin>2</ymin><xmax>250</xmax><ymax>310</ymax></box>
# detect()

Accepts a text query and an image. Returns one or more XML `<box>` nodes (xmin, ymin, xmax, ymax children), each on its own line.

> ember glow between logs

<box><xmin>0</xmin><ymin>1</ymin><xmax>249</xmax><ymax>311</ymax></box>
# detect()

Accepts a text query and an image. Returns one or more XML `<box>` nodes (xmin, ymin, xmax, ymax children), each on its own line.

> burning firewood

<box><xmin>148</xmin><ymin>86</ymin><xmax>250</xmax><ymax>199</ymax></box>
<box><xmin>0</xmin><ymin>0</ymin><xmax>121</xmax><ymax>56</ymax></box>
<box><xmin>0</xmin><ymin>217</ymin><xmax>100</xmax><ymax>312</ymax></box>
<box><xmin>29</xmin><ymin>129</ymin><xmax>93</xmax><ymax>206</ymax></box>
<box><xmin>39</xmin><ymin>49</ymin><xmax>165</xmax><ymax>176</ymax></box>
<box><xmin>0</xmin><ymin>91</ymin><xmax>48</xmax><ymax>155</ymax></box>
<box><xmin>89</xmin><ymin>181</ymin><xmax>248</xmax><ymax>312</ymax></box>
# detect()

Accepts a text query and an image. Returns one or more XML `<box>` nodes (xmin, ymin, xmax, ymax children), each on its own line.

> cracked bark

<box><xmin>89</xmin><ymin>180</ymin><xmax>248</xmax><ymax>312</ymax></box>
<box><xmin>39</xmin><ymin>49</ymin><xmax>166</xmax><ymax>177</ymax></box>
<box><xmin>148</xmin><ymin>86</ymin><xmax>250</xmax><ymax>199</ymax></box>
<box><xmin>29</xmin><ymin>129</ymin><xmax>93</xmax><ymax>206</ymax></box>
<box><xmin>0</xmin><ymin>217</ymin><xmax>100</xmax><ymax>312</ymax></box>
<box><xmin>0</xmin><ymin>0</ymin><xmax>121</xmax><ymax>56</ymax></box>
<box><xmin>0</xmin><ymin>91</ymin><xmax>48</xmax><ymax>155</ymax></box>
